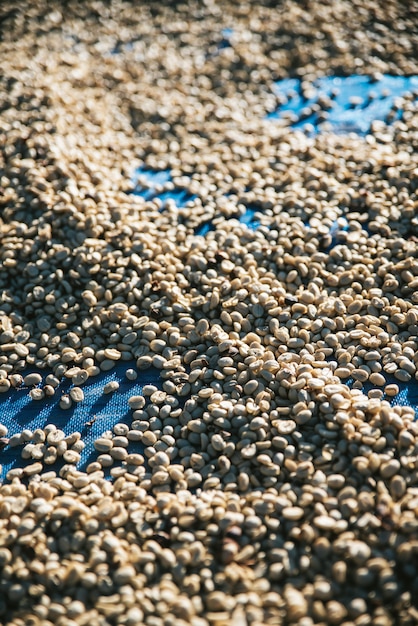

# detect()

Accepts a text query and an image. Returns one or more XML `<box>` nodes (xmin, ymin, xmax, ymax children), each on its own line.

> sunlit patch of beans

<box><xmin>0</xmin><ymin>1</ymin><xmax>418</xmax><ymax>625</ymax></box>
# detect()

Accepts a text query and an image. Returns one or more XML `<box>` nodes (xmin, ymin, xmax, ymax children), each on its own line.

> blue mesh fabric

<box><xmin>269</xmin><ymin>75</ymin><xmax>418</xmax><ymax>133</ymax></box>
<box><xmin>348</xmin><ymin>376</ymin><xmax>418</xmax><ymax>414</ymax></box>
<box><xmin>0</xmin><ymin>365</ymin><xmax>160</xmax><ymax>478</ymax></box>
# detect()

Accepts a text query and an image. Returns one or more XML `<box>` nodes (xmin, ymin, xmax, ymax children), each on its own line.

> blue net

<box><xmin>0</xmin><ymin>364</ymin><xmax>161</xmax><ymax>478</ymax></box>
<box><xmin>269</xmin><ymin>74</ymin><xmax>418</xmax><ymax>134</ymax></box>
